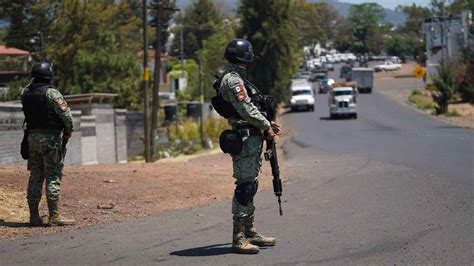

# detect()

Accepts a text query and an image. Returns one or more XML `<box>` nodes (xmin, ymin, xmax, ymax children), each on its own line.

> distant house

<box><xmin>0</xmin><ymin>45</ymin><xmax>31</xmax><ymax>92</ymax></box>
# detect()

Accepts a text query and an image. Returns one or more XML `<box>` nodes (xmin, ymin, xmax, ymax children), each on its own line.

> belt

<box><xmin>28</xmin><ymin>129</ymin><xmax>62</xmax><ymax>136</ymax></box>
<box><xmin>234</xmin><ymin>126</ymin><xmax>262</xmax><ymax>136</ymax></box>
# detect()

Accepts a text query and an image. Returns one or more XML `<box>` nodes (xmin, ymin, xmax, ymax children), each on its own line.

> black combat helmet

<box><xmin>31</xmin><ymin>62</ymin><xmax>53</xmax><ymax>82</ymax></box>
<box><xmin>224</xmin><ymin>39</ymin><xmax>254</xmax><ymax>64</ymax></box>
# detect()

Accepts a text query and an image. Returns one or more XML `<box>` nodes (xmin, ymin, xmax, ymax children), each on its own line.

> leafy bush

<box><xmin>454</xmin><ymin>63</ymin><xmax>474</xmax><ymax>104</ymax></box>
<box><xmin>168</xmin><ymin>117</ymin><xmax>229</xmax><ymax>143</ymax></box>
<box><xmin>431</xmin><ymin>62</ymin><xmax>454</xmax><ymax>115</ymax></box>
<box><xmin>204</xmin><ymin>117</ymin><xmax>230</xmax><ymax>142</ymax></box>
<box><xmin>154</xmin><ymin>117</ymin><xmax>229</xmax><ymax>159</ymax></box>
<box><xmin>168</xmin><ymin>119</ymin><xmax>200</xmax><ymax>142</ymax></box>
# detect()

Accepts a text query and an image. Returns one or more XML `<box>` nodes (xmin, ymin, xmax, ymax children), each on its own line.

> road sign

<box><xmin>412</xmin><ymin>65</ymin><xmax>426</xmax><ymax>79</ymax></box>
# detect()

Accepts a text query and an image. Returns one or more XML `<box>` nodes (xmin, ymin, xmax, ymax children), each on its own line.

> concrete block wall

<box><xmin>91</xmin><ymin>105</ymin><xmax>116</xmax><ymax>164</ymax></box>
<box><xmin>114</xmin><ymin>109</ymin><xmax>127</xmax><ymax>163</ymax></box>
<box><xmin>0</xmin><ymin>99</ymin><xmax>127</xmax><ymax>165</ymax></box>
<box><xmin>125</xmin><ymin>111</ymin><xmax>144</xmax><ymax>157</ymax></box>
<box><xmin>80</xmin><ymin>115</ymin><xmax>98</xmax><ymax>165</ymax></box>
<box><xmin>0</xmin><ymin>103</ymin><xmax>25</xmax><ymax>165</ymax></box>
<box><xmin>64</xmin><ymin>110</ymin><xmax>82</xmax><ymax>165</ymax></box>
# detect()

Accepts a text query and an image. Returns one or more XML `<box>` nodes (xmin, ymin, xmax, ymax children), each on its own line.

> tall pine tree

<box><xmin>238</xmin><ymin>0</ymin><xmax>298</xmax><ymax>102</ymax></box>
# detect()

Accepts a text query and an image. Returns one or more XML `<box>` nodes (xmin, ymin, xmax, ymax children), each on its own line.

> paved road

<box><xmin>1</xmin><ymin>66</ymin><xmax>473</xmax><ymax>265</ymax></box>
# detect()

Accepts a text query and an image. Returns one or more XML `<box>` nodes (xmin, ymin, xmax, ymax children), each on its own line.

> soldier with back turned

<box><xmin>21</xmin><ymin>62</ymin><xmax>75</xmax><ymax>226</ymax></box>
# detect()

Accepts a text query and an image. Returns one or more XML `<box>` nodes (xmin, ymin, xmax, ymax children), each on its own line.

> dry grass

<box><xmin>409</xmin><ymin>90</ymin><xmax>435</xmax><ymax>112</ymax></box>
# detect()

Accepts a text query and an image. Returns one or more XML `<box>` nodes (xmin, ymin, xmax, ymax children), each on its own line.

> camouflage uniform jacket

<box><xmin>219</xmin><ymin>64</ymin><xmax>271</xmax><ymax>131</ymax></box>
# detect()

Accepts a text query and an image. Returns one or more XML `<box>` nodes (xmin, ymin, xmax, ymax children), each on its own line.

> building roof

<box><xmin>0</xmin><ymin>45</ymin><xmax>30</xmax><ymax>55</ymax></box>
<box><xmin>64</xmin><ymin>93</ymin><xmax>117</xmax><ymax>104</ymax></box>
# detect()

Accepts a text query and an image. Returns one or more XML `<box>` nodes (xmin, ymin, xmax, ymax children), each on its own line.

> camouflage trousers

<box><xmin>231</xmin><ymin>134</ymin><xmax>263</xmax><ymax>218</ymax></box>
<box><xmin>26</xmin><ymin>132</ymin><xmax>64</xmax><ymax>205</ymax></box>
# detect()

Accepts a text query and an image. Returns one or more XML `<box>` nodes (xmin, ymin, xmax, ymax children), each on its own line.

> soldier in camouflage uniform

<box><xmin>219</xmin><ymin>39</ymin><xmax>282</xmax><ymax>254</ymax></box>
<box><xmin>21</xmin><ymin>62</ymin><xmax>75</xmax><ymax>226</ymax></box>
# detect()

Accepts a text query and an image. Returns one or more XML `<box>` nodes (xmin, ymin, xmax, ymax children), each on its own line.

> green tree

<box><xmin>1</xmin><ymin>0</ymin><xmax>143</xmax><ymax>109</ymax></box>
<box><xmin>314</xmin><ymin>3</ymin><xmax>343</xmax><ymax>45</ymax></box>
<box><xmin>446</xmin><ymin>0</ymin><xmax>474</xmax><ymax>15</ymax></box>
<box><xmin>47</xmin><ymin>1</ymin><xmax>141</xmax><ymax>96</ymax></box>
<box><xmin>394</xmin><ymin>4</ymin><xmax>430</xmax><ymax>60</ymax></box>
<box><xmin>334</xmin><ymin>19</ymin><xmax>354</xmax><ymax>52</ymax></box>
<box><xmin>71</xmin><ymin>32</ymin><xmax>141</xmax><ymax>109</ymax></box>
<box><xmin>170</xmin><ymin>0</ymin><xmax>221</xmax><ymax>59</ymax></box>
<box><xmin>396</xmin><ymin>4</ymin><xmax>431</xmax><ymax>36</ymax></box>
<box><xmin>238</xmin><ymin>0</ymin><xmax>299</xmax><ymax>103</ymax></box>
<box><xmin>385</xmin><ymin>34</ymin><xmax>408</xmax><ymax>57</ymax></box>
<box><xmin>293</xmin><ymin>1</ymin><xmax>325</xmax><ymax>52</ymax></box>
<box><xmin>348</xmin><ymin>3</ymin><xmax>385</xmax><ymax>55</ymax></box>
<box><xmin>0</xmin><ymin>0</ymin><xmax>57</xmax><ymax>57</ymax></box>
<box><xmin>197</xmin><ymin>20</ymin><xmax>238</xmax><ymax>101</ymax></box>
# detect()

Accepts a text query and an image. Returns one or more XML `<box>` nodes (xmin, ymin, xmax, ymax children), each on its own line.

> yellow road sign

<box><xmin>143</xmin><ymin>67</ymin><xmax>149</xmax><ymax>81</ymax></box>
<box><xmin>412</xmin><ymin>65</ymin><xmax>426</xmax><ymax>79</ymax></box>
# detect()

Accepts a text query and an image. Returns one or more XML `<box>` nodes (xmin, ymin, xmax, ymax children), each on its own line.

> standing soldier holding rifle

<box><xmin>213</xmin><ymin>39</ymin><xmax>283</xmax><ymax>254</ymax></box>
<box><xmin>21</xmin><ymin>62</ymin><xmax>75</xmax><ymax>227</ymax></box>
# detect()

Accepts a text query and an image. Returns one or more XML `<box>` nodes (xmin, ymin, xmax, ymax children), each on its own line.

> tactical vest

<box><xmin>211</xmin><ymin>71</ymin><xmax>276</xmax><ymax>121</ymax></box>
<box><xmin>21</xmin><ymin>84</ymin><xmax>65</xmax><ymax>132</ymax></box>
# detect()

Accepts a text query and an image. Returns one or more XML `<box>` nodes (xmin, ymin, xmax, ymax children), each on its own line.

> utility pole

<box><xmin>180</xmin><ymin>27</ymin><xmax>185</xmax><ymax>78</ymax></box>
<box><xmin>142</xmin><ymin>0</ymin><xmax>151</xmax><ymax>162</ymax></box>
<box><xmin>150</xmin><ymin>1</ymin><xmax>162</xmax><ymax>162</ymax></box>
<box><xmin>150</xmin><ymin>1</ymin><xmax>179</xmax><ymax>162</ymax></box>
<box><xmin>198</xmin><ymin>59</ymin><xmax>205</xmax><ymax>147</ymax></box>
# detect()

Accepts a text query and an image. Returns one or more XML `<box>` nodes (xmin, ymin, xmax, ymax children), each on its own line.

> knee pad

<box><xmin>234</xmin><ymin>180</ymin><xmax>258</xmax><ymax>206</ymax></box>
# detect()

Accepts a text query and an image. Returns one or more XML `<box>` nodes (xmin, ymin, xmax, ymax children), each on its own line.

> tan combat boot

<box><xmin>28</xmin><ymin>202</ymin><xmax>43</xmax><ymax>227</ymax></box>
<box><xmin>243</xmin><ymin>215</ymin><xmax>276</xmax><ymax>247</ymax></box>
<box><xmin>48</xmin><ymin>201</ymin><xmax>75</xmax><ymax>226</ymax></box>
<box><xmin>232</xmin><ymin>217</ymin><xmax>259</xmax><ymax>254</ymax></box>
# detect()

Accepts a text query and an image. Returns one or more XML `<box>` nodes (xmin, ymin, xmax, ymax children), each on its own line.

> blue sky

<box><xmin>341</xmin><ymin>0</ymin><xmax>431</xmax><ymax>10</ymax></box>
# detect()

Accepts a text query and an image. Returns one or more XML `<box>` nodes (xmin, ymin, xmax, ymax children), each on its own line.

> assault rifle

<box><xmin>62</xmin><ymin>135</ymin><xmax>69</xmax><ymax>160</ymax></box>
<box><xmin>264</xmin><ymin>139</ymin><xmax>283</xmax><ymax>216</ymax></box>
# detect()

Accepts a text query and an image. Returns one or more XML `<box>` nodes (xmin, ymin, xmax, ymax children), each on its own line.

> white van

<box><xmin>290</xmin><ymin>80</ymin><xmax>315</xmax><ymax>112</ymax></box>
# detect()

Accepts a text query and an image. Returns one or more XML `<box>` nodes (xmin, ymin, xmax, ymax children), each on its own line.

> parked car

<box><xmin>309</xmin><ymin>71</ymin><xmax>327</xmax><ymax>82</ymax></box>
<box><xmin>324</xmin><ymin>63</ymin><xmax>334</xmax><ymax>71</ymax></box>
<box><xmin>297</xmin><ymin>70</ymin><xmax>311</xmax><ymax>80</ymax></box>
<box><xmin>374</xmin><ymin>61</ymin><xmax>402</xmax><ymax>72</ymax></box>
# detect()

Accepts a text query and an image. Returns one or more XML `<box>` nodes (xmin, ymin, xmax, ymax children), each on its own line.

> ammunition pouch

<box><xmin>219</xmin><ymin>129</ymin><xmax>243</xmax><ymax>155</ymax></box>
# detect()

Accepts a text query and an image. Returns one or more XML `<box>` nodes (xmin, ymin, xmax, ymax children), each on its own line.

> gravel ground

<box><xmin>0</xmin><ymin>145</ymin><xmax>286</xmax><ymax>241</ymax></box>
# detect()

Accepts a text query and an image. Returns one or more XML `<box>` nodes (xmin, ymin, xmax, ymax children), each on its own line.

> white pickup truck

<box><xmin>290</xmin><ymin>79</ymin><xmax>315</xmax><ymax>112</ymax></box>
<box><xmin>374</xmin><ymin>61</ymin><xmax>401</xmax><ymax>72</ymax></box>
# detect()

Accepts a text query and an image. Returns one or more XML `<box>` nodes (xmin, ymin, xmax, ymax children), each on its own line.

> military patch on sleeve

<box><xmin>231</xmin><ymin>84</ymin><xmax>246</xmax><ymax>102</ymax></box>
<box><xmin>231</xmin><ymin>83</ymin><xmax>244</xmax><ymax>94</ymax></box>
<box><xmin>54</xmin><ymin>97</ymin><xmax>68</xmax><ymax>111</ymax></box>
